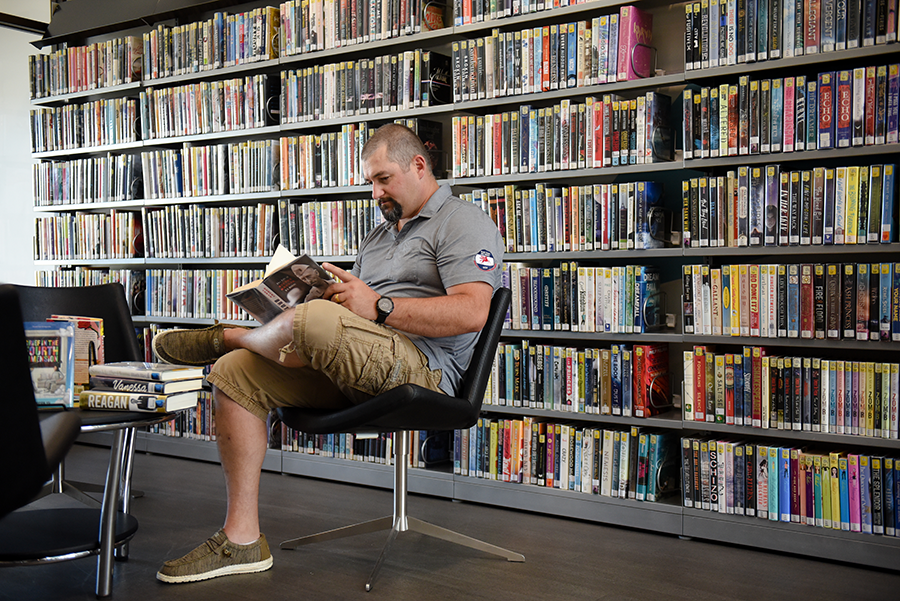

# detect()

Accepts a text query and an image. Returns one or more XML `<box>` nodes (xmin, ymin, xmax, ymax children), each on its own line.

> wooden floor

<box><xmin>3</xmin><ymin>443</ymin><xmax>899</xmax><ymax>601</ymax></box>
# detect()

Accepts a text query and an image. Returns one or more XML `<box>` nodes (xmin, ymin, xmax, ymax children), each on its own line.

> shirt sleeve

<box><xmin>435</xmin><ymin>202</ymin><xmax>504</xmax><ymax>290</ymax></box>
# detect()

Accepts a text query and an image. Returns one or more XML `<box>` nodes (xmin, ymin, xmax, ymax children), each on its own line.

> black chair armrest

<box><xmin>40</xmin><ymin>412</ymin><xmax>82</xmax><ymax>472</ymax></box>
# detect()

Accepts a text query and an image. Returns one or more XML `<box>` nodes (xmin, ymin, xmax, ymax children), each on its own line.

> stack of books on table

<box><xmin>79</xmin><ymin>362</ymin><xmax>204</xmax><ymax>413</ymax></box>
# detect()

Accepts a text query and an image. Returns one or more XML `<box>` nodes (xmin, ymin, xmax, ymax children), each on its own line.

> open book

<box><xmin>227</xmin><ymin>245</ymin><xmax>334</xmax><ymax>324</ymax></box>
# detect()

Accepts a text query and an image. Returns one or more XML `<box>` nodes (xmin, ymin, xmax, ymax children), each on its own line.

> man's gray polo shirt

<box><xmin>352</xmin><ymin>184</ymin><xmax>504</xmax><ymax>395</ymax></box>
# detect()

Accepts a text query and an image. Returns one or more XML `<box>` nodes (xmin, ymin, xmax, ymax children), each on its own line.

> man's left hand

<box><xmin>322</xmin><ymin>263</ymin><xmax>379</xmax><ymax>321</ymax></box>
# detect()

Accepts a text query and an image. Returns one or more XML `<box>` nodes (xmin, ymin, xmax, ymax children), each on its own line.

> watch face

<box><xmin>377</xmin><ymin>297</ymin><xmax>393</xmax><ymax>313</ymax></box>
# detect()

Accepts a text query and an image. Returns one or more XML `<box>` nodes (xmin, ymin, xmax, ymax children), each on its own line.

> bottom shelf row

<box><xmin>140</xmin><ymin>402</ymin><xmax>900</xmax><ymax>548</ymax></box>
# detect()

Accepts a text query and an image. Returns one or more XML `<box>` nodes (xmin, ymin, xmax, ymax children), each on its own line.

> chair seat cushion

<box><xmin>277</xmin><ymin>384</ymin><xmax>478</xmax><ymax>434</ymax></box>
<box><xmin>0</xmin><ymin>508</ymin><xmax>138</xmax><ymax>561</ymax></box>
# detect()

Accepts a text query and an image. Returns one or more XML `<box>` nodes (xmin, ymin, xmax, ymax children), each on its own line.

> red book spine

<box><xmin>752</xmin><ymin>346</ymin><xmax>764</xmax><ymax>427</ymax></box>
<box><xmin>864</xmin><ymin>66</ymin><xmax>876</xmax><ymax>145</ymax></box>
<box><xmin>805</xmin><ymin>0</ymin><xmax>821</xmax><ymax>53</ymax></box>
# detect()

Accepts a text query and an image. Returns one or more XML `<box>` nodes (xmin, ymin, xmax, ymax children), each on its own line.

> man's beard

<box><xmin>379</xmin><ymin>199</ymin><xmax>403</xmax><ymax>224</ymax></box>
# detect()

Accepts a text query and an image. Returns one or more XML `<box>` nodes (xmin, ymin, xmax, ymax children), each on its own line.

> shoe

<box><xmin>152</xmin><ymin>323</ymin><xmax>248</xmax><ymax>366</ymax></box>
<box><xmin>156</xmin><ymin>530</ymin><xmax>273</xmax><ymax>583</ymax></box>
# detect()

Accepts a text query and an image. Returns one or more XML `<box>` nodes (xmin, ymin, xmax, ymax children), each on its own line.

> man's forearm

<box><xmin>386</xmin><ymin>292</ymin><xmax>489</xmax><ymax>338</ymax></box>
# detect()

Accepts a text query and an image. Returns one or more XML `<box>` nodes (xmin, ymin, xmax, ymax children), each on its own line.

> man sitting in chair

<box><xmin>153</xmin><ymin>124</ymin><xmax>504</xmax><ymax>583</ymax></box>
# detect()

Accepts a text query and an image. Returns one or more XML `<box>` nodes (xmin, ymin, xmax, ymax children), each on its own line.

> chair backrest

<box><xmin>13</xmin><ymin>283</ymin><xmax>142</xmax><ymax>363</ymax></box>
<box><xmin>457</xmin><ymin>287</ymin><xmax>511</xmax><ymax>411</ymax></box>
<box><xmin>0</xmin><ymin>285</ymin><xmax>57</xmax><ymax>517</ymax></box>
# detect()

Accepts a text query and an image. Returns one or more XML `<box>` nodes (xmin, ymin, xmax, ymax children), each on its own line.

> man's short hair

<box><xmin>361</xmin><ymin>123</ymin><xmax>431</xmax><ymax>172</ymax></box>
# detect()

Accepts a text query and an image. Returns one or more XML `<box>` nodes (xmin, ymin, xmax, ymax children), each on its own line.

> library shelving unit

<box><xmin>27</xmin><ymin>0</ymin><xmax>899</xmax><ymax>570</ymax></box>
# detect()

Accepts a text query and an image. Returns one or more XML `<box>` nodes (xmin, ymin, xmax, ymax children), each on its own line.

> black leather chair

<box><xmin>276</xmin><ymin>288</ymin><xmax>524</xmax><ymax>591</ymax></box>
<box><xmin>9</xmin><ymin>282</ymin><xmax>173</xmax><ymax>597</ymax></box>
<box><xmin>0</xmin><ymin>285</ymin><xmax>140</xmax><ymax>599</ymax></box>
<box><xmin>0</xmin><ymin>285</ymin><xmax>82</xmax><ymax>519</ymax></box>
<box><xmin>14</xmin><ymin>283</ymin><xmax>145</xmax><ymax>513</ymax></box>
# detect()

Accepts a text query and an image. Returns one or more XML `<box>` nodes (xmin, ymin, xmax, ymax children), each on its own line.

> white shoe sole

<box><xmin>156</xmin><ymin>556</ymin><xmax>273</xmax><ymax>583</ymax></box>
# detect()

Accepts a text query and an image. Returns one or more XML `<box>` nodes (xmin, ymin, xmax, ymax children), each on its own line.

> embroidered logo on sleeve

<box><xmin>474</xmin><ymin>250</ymin><xmax>496</xmax><ymax>271</ymax></box>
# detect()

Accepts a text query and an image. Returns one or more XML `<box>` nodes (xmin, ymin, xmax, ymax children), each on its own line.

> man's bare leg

<box><xmin>224</xmin><ymin>308</ymin><xmax>308</xmax><ymax>368</ymax></box>
<box><xmin>215</xmin><ymin>386</ymin><xmax>269</xmax><ymax>544</ymax></box>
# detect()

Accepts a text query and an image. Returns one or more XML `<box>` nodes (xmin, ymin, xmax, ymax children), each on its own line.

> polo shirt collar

<box><xmin>389</xmin><ymin>184</ymin><xmax>452</xmax><ymax>236</ymax></box>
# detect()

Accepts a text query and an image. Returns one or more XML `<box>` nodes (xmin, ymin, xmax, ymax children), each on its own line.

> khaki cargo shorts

<box><xmin>207</xmin><ymin>299</ymin><xmax>443</xmax><ymax>421</ymax></box>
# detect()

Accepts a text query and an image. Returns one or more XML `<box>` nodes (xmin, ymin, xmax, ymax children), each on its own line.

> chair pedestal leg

<box><xmin>96</xmin><ymin>428</ymin><xmax>125</xmax><ymax>599</ymax></box>
<box><xmin>280</xmin><ymin>516</ymin><xmax>393</xmax><ymax>549</ymax></box>
<box><xmin>114</xmin><ymin>427</ymin><xmax>136</xmax><ymax>561</ymax></box>
<box><xmin>405</xmin><ymin>517</ymin><xmax>525</xmax><ymax>562</ymax></box>
<box><xmin>280</xmin><ymin>431</ymin><xmax>525</xmax><ymax>592</ymax></box>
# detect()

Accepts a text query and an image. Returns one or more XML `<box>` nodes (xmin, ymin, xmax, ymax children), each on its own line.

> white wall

<box><xmin>0</xmin><ymin>1</ymin><xmax>50</xmax><ymax>285</ymax></box>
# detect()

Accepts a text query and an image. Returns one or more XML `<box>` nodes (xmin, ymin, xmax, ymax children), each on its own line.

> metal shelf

<box><xmin>31</xmin><ymin>81</ymin><xmax>142</xmax><ymax>106</ymax></box>
<box><xmin>482</xmin><ymin>404</ymin><xmax>684</xmax><ymax>429</ymax></box>
<box><xmin>683</xmin><ymin>421</ymin><xmax>900</xmax><ymax>450</ymax></box>
<box><xmin>682</xmin><ymin>334</ymin><xmax>900</xmax><ymax>351</ymax></box>
<box><xmin>507</xmin><ymin>247</ymin><xmax>683</xmax><ymax>260</ymax></box>
<box><xmin>453</xmin><ymin>476</ymin><xmax>684</xmax><ymax>535</ymax></box>
<box><xmin>456</xmin><ymin>73</ymin><xmax>686</xmax><ymax>111</ymax></box>
<box><xmin>682</xmin><ymin>143</ymin><xmax>900</xmax><ymax>170</ymax></box>
<box><xmin>684</xmin><ymin>243</ymin><xmax>900</xmax><ymax>257</ymax></box>
<box><xmin>455</xmin><ymin>160</ymin><xmax>684</xmax><ymax>186</ymax></box>
<box><xmin>682</xmin><ymin>507</ymin><xmax>900</xmax><ymax>571</ymax></box>
<box><xmin>502</xmin><ymin>329</ymin><xmax>683</xmax><ymax>342</ymax></box>
<box><xmin>684</xmin><ymin>44</ymin><xmax>900</xmax><ymax>81</ymax></box>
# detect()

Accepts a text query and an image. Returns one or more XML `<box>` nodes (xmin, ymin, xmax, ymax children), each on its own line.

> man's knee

<box><xmin>295</xmin><ymin>299</ymin><xmax>344</xmax><ymax>352</ymax></box>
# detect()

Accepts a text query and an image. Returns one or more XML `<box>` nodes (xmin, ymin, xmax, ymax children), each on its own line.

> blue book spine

<box><xmin>835</xmin><ymin>0</ymin><xmax>847</xmax><ymax>47</ymax></box>
<box><xmin>757</xmin><ymin>0</ymin><xmax>768</xmax><ymax>60</ymax></box>
<box><xmin>611</xmin><ymin>345</ymin><xmax>622</xmax><ymax>414</ymax></box>
<box><xmin>780</xmin><ymin>448</ymin><xmax>792</xmax><ymax>521</ymax></box>
<box><xmin>787</xmin><ymin>264</ymin><xmax>800</xmax><ymax>337</ymax></box>
<box><xmin>823</xmin><ymin>168</ymin><xmax>836</xmax><ymax>244</ymax></box>
<box><xmin>893</xmin><ymin>263</ymin><xmax>900</xmax><ymax>341</ymax></box>
<box><xmin>530</xmin><ymin>267</ymin><xmax>541</xmax><ymax>330</ymax></box>
<box><xmin>607</xmin><ymin>14</ymin><xmax>619</xmax><ymax>83</ymax></box>
<box><xmin>768</xmin><ymin>448</ymin><xmax>779</xmax><ymax>520</ymax></box>
<box><xmin>771</xmin><ymin>79</ymin><xmax>784</xmax><ymax>151</ymax></box>
<box><xmin>839</xmin><ymin>459</ymin><xmax>851</xmax><ymax>528</ymax></box>
<box><xmin>885</xmin><ymin>460</ymin><xmax>895</xmax><ymax>536</ymax></box>
<box><xmin>882</xmin><ymin>164</ymin><xmax>895</xmax><ymax>243</ymax></box>
<box><xmin>567</xmin><ymin>24</ymin><xmax>577</xmax><ymax>87</ymax></box>
<box><xmin>541</xmin><ymin>268</ymin><xmax>554</xmax><ymax>330</ymax></box>
<box><xmin>633</xmin><ymin>268</ymin><xmax>644</xmax><ymax>332</ymax></box>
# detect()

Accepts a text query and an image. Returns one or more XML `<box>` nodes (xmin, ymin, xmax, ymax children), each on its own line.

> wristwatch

<box><xmin>375</xmin><ymin>296</ymin><xmax>394</xmax><ymax>324</ymax></box>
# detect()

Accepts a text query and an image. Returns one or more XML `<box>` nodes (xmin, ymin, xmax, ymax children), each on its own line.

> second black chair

<box><xmin>277</xmin><ymin>288</ymin><xmax>524</xmax><ymax>591</ymax></box>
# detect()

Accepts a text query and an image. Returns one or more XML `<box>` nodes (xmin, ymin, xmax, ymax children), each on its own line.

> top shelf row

<box><xmin>29</xmin><ymin>0</ymin><xmax>900</xmax><ymax>105</ymax></box>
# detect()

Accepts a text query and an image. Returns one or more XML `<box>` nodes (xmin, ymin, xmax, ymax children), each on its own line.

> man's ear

<box><xmin>413</xmin><ymin>154</ymin><xmax>430</xmax><ymax>178</ymax></box>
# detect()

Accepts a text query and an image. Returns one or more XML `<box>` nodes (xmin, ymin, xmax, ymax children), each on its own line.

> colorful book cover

<box><xmin>849</xmin><ymin>453</ymin><xmax>861</xmax><ymax>531</ymax></box>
